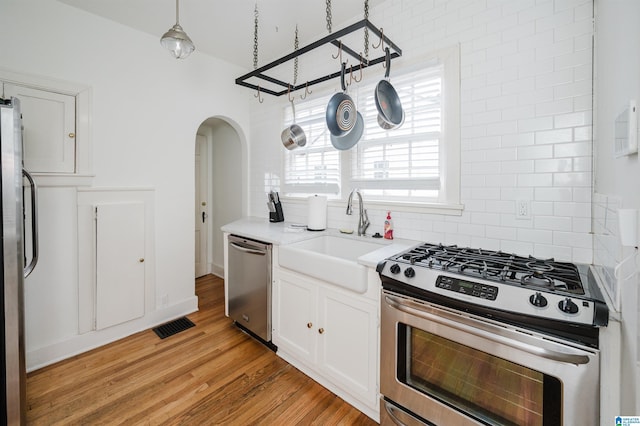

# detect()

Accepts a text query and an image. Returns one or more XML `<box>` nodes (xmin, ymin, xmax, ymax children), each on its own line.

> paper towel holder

<box><xmin>307</xmin><ymin>194</ymin><xmax>327</xmax><ymax>231</ymax></box>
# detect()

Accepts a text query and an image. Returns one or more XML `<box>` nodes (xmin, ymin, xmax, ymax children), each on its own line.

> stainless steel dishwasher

<box><xmin>227</xmin><ymin>234</ymin><xmax>275</xmax><ymax>350</ymax></box>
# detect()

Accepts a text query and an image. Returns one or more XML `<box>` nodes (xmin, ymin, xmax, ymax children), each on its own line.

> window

<box><xmin>282</xmin><ymin>45</ymin><xmax>460</xmax><ymax>211</ymax></box>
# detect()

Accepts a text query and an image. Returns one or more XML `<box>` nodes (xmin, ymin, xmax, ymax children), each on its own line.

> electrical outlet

<box><xmin>516</xmin><ymin>200</ymin><xmax>531</xmax><ymax>220</ymax></box>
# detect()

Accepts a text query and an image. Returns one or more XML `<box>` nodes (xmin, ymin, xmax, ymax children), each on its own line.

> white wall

<box><xmin>0</xmin><ymin>0</ymin><xmax>251</xmax><ymax>368</ymax></box>
<box><xmin>249</xmin><ymin>0</ymin><xmax>595</xmax><ymax>264</ymax></box>
<box><xmin>593</xmin><ymin>0</ymin><xmax>640</xmax><ymax>415</ymax></box>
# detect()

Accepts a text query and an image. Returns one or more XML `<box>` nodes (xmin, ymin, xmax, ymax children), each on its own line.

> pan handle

<box><xmin>340</xmin><ymin>62</ymin><xmax>347</xmax><ymax>91</ymax></box>
<box><xmin>384</xmin><ymin>47</ymin><xmax>391</xmax><ymax>79</ymax></box>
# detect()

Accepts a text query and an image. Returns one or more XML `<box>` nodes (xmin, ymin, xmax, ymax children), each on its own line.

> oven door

<box><xmin>380</xmin><ymin>290</ymin><xmax>600</xmax><ymax>426</ymax></box>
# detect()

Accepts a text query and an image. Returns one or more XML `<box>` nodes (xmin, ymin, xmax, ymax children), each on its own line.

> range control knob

<box><xmin>529</xmin><ymin>292</ymin><xmax>548</xmax><ymax>308</ymax></box>
<box><xmin>404</xmin><ymin>267</ymin><xmax>415</xmax><ymax>278</ymax></box>
<box><xmin>389</xmin><ymin>264</ymin><xmax>401</xmax><ymax>274</ymax></box>
<box><xmin>558</xmin><ymin>298</ymin><xmax>579</xmax><ymax>314</ymax></box>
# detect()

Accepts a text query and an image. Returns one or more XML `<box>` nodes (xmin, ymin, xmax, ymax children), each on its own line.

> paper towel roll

<box><xmin>307</xmin><ymin>195</ymin><xmax>327</xmax><ymax>231</ymax></box>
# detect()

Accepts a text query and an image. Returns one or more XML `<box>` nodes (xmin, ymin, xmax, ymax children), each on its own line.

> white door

<box><xmin>4</xmin><ymin>83</ymin><xmax>76</xmax><ymax>173</ymax></box>
<box><xmin>195</xmin><ymin>135</ymin><xmax>209</xmax><ymax>277</ymax></box>
<box><xmin>95</xmin><ymin>202</ymin><xmax>145</xmax><ymax>330</ymax></box>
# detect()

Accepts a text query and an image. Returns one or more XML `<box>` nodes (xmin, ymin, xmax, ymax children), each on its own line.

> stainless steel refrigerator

<box><xmin>1</xmin><ymin>97</ymin><xmax>38</xmax><ymax>425</ymax></box>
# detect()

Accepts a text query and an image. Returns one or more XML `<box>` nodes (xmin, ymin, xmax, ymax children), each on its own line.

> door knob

<box><xmin>307</xmin><ymin>322</ymin><xmax>312</xmax><ymax>328</ymax></box>
<box><xmin>318</xmin><ymin>328</ymin><xmax>324</xmax><ymax>334</ymax></box>
<box><xmin>139</xmin><ymin>258</ymin><xmax>145</xmax><ymax>263</ymax></box>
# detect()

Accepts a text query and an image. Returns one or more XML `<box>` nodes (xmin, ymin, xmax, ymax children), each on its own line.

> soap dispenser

<box><xmin>384</xmin><ymin>211</ymin><xmax>394</xmax><ymax>240</ymax></box>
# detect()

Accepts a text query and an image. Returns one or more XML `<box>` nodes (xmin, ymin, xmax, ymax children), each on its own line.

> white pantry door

<box><xmin>195</xmin><ymin>135</ymin><xmax>209</xmax><ymax>278</ymax></box>
<box><xmin>95</xmin><ymin>202</ymin><xmax>145</xmax><ymax>330</ymax></box>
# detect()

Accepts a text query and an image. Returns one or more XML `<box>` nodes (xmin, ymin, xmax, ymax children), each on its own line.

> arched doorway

<box><xmin>195</xmin><ymin>117</ymin><xmax>245</xmax><ymax>278</ymax></box>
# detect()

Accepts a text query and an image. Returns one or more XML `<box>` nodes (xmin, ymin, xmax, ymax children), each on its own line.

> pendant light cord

<box><xmin>175</xmin><ymin>0</ymin><xmax>180</xmax><ymax>25</ymax></box>
<box><xmin>326</xmin><ymin>0</ymin><xmax>332</xmax><ymax>33</ymax></box>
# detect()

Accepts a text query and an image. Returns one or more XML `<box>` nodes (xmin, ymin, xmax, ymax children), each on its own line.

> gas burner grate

<box><xmin>393</xmin><ymin>244</ymin><xmax>584</xmax><ymax>293</ymax></box>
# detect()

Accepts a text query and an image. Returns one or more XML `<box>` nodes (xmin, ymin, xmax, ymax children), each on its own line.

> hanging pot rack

<box><xmin>235</xmin><ymin>19</ymin><xmax>402</xmax><ymax>97</ymax></box>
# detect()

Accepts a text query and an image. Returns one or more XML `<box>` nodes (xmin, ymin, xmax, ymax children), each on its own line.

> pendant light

<box><xmin>160</xmin><ymin>0</ymin><xmax>195</xmax><ymax>59</ymax></box>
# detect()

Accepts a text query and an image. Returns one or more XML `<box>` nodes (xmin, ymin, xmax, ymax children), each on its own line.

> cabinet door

<box><xmin>272</xmin><ymin>271</ymin><xmax>317</xmax><ymax>363</ymax></box>
<box><xmin>4</xmin><ymin>83</ymin><xmax>76</xmax><ymax>173</ymax></box>
<box><xmin>318</xmin><ymin>288</ymin><xmax>378</xmax><ymax>407</ymax></box>
<box><xmin>95</xmin><ymin>202</ymin><xmax>145</xmax><ymax>330</ymax></box>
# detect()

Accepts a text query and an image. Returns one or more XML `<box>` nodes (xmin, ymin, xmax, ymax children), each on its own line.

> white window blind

<box><xmin>351</xmin><ymin>64</ymin><xmax>443</xmax><ymax>201</ymax></box>
<box><xmin>282</xmin><ymin>46</ymin><xmax>459</xmax><ymax>207</ymax></box>
<box><xmin>282</xmin><ymin>96</ymin><xmax>341</xmax><ymax>196</ymax></box>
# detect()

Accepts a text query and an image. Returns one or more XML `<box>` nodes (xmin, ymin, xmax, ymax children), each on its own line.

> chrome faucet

<box><xmin>346</xmin><ymin>188</ymin><xmax>370</xmax><ymax>236</ymax></box>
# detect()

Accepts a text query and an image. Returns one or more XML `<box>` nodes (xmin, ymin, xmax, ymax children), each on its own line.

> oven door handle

<box><xmin>385</xmin><ymin>294</ymin><xmax>592</xmax><ymax>365</ymax></box>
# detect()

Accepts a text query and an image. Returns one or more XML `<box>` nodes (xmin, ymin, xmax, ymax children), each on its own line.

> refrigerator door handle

<box><xmin>22</xmin><ymin>168</ymin><xmax>38</xmax><ymax>278</ymax></box>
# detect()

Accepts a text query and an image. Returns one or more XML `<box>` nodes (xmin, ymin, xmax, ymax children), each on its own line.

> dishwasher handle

<box><xmin>229</xmin><ymin>241</ymin><xmax>267</xmax><ymax>256</ymax></box>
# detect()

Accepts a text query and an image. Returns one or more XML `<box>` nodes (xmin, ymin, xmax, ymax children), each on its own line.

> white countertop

<box><xmin>221</xmin><ymin>217</ymin><xmax>418</xmax><ymax>268</ymax></box>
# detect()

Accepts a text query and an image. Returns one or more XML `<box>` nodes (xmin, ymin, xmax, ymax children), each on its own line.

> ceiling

<box><xmin>59</xmin><ymin>0</ymin><xmax>385</xmax><ymax>71</ymax></box>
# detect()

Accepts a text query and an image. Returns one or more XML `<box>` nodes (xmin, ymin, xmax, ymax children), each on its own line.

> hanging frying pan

<box><xmin>281</xmin><ymin>99</ymin><xmax>307</xmax><ymax>150</ymax></box>
<box><xmin>326</xmin><ymin>62</ymin><xmax>357</xmax><ymax>137</ymax></box>
<box><xmin>331</xmin><ymin>111</ymin><xmax>364</xmax><ymax>150</ymax></box>
<box><xmin>375</xmin><ymin>47</ymin><xmax>404</xmax><ymax>128</ymax></box>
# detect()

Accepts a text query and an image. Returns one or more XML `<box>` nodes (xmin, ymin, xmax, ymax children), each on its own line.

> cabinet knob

<box><xmin>139</xmin><ymin>258</ymin><xmax>145</xmax><ymax>263</ymax></box>
<box><xmin>68</xmin><ymin>132</ymin><xmax>75</xmax><ymax>138</ymax></box>
<box><xmin>307</xmin><ymin>322</ymin><xmax>312</xmax><ymax>329</ymax></box>
<box><xmin>318</xmin><ymin>328</ymin><xmax>324</xmax><ymax>334</ymax></box>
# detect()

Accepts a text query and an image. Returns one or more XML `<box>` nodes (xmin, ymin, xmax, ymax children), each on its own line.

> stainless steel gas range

<box><xmin>377</xmin><ymin>243</ymin><xmax>609</xmax><ymax>426</ymax></box>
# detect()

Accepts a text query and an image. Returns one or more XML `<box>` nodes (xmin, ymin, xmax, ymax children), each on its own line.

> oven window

<box><xmin>400</xmin><ymin>326</ymin><xmax>561</xmax><ymax>425</ymax></box>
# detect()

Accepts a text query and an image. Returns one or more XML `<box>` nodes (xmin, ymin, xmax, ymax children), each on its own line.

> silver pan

<box><xmin>375</xmin><ymin>47</ymin><xmax>404</xmax><ymax>128</ymax></box>
<box><xmin>326</xmin><ymin>62</ymin><xmax>357</xmax><ymax>137</ymax></box>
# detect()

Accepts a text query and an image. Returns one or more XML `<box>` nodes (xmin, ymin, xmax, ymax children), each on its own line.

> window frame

<box><xmin>281</xmin><ymin>45</ymin><xmax>462</xmax><ymax>215</ymax></box>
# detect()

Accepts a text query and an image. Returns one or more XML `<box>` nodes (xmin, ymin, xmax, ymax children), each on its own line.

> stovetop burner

<box><xmin>392</xmin><ymin>243</ymin><xmax>583</xmax><ymax>294</ymax></box>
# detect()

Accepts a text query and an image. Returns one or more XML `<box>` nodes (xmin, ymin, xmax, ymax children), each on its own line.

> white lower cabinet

<box><xmin>273</xmin><ymin>267</ymin><xmax>379</xmax><ymax>421</ymax></box>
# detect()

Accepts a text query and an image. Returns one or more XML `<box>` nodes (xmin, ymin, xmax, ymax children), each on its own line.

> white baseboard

<box><xmin>26</xmin><ymin>295</ymin><xmax>198</xmax><ymax>372</ymax></box>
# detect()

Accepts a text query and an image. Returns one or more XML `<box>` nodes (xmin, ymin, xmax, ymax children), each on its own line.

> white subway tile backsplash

<box><xmin>553</xmin><ymin>18</ymin><xmax>594</xmax><ymax>41</ymax></box>
<box><xmin>554</xmin><ymin>141</ymin><xmax>591</xmax><ymax>157</ymax></box>
<box><xmin>553</xmin><ymin>79</ymin><xmax>592</xmax><ymax>100</ymax></box>
<box><xmin>518</xmin><ymin>116</ymin><xmax>554</xmax><ymax>132</ymax></box>
<box><xmin>534</xmin><ymin>98</ymin><xmax>573</xmax><ymax>117</ymax></box>
<box><xmin>554</xmin><ymin>49</ymin><xmax>592</xmax><ymax>71</ymax></box>
<box><xmin>247</xmin><ymin>0</ymin><xmax>595</xmax><ymax>264</ymax></box>
<box><xmin>535</xmin><ymin>68</ymin><xmax>573</xmax><ymax>89</ymax></box>
<box><xmin>553</xmin><ymin>172</ymin><xmax>591</xmax><ymax>187</ymax></box>
<box><xmin>519</xmin><ymin>2</ymin><xmax>554</xmax><ymax>24</ymax></box>
<box><xmin>501</xmin><ymin>240</ymin><xmax>535</xmax><ymax>256</ymax></box>
<box><xmin>535</xmin><ymin>158</ymin><xmax>572</xmax><ymax>172</ymax></box>
<box><xmin>572</xmin><ymin>156</ymin><xmax>592</xmax><ymax>172</ymax></box>
<box><xmin>518</xmin><ymin>145</ymin><xmax>554</xmax><ymax>159</ymax></box>
<box><xmin>535</xmin><ymin>187</ymin><xmax>573</xmax><ymax>201</ymax></box>
<box><xmin>517</xmin><ymin>173</ymin><xmax>553</xmax><ymax>187</ymax></box>
<box><xmin>534</xmin><ymin>215</ymin><xmax>572</xmax><ymax>231</ymax></box>
<box><xmin>554</xmin><ymin>231</ymin><xmax>593</xmax><ymax>249</ymax></box>
<box><xmin>502</xmin><ymin>133</ymin><xmax>535</xmax><ymax>147</ymax></box>
<box><xmin>572</xmin><ymin>187</ymin><xmax>592</xmax><ymax>203</ymax></box>
<box><xmin>573</xmin><ymin>94</ymin><xmax>592</xmax><ymax>112</ymax></box>
<box><xmin>554</xmin><ymin>111</ymin><xmax>591</xmax><ymax>129</ymax></box>
<box><xmin>486</xmin><ymin>225</ymin><xmax>518</xmax><ymax>240</ymax></box>
<box><xmin>534</xmin><ymin>244</ymin><xmax>572</xmax><ymax>262</ymax></box>
<box><xmin>518</xmin><ymin>228</ymin><xmax>553</xmax><ymax>244</ymax></box>
<box><xmin>531</xmin><ymin>201</ymin><xmax>554</xmax><ymax>215</ymax></box>
<box><xmin>535</xmin><ymin>9</ymin><xmax>573</xmax><ymax>33</ymax></box>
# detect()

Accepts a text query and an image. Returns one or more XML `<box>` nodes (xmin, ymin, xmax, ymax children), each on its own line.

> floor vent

<box><xmin>152</xmin><ymin>317</ymin><xmax>195</xmax><ymax>339</ymax></box>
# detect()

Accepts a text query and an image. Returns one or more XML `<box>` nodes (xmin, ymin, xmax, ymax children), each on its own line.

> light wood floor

<box><xmin>26</xmin><ymin>275</ymin><xmax>377</xmax><ymax>425</ymax></box>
